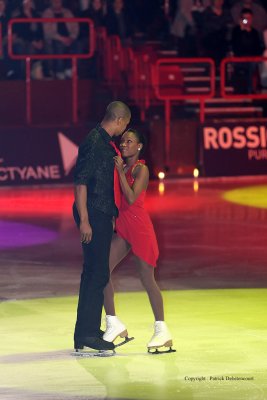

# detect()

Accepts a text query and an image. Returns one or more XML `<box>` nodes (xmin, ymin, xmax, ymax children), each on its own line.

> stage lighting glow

<box><xmin>193</xmin><ymin>181</ymin><xmax>199</xmax><ymax>193</ymax></box>
<box><xmin>158</xmin><ymin>171</ymin><xmax>165</xmax><ymax>180</ymax></box>
<box><xmin>1</xmin><ymin>289</ymin><xmax>266</xmax><ymax>400</ymax></box>
<box><xmin>193</xmin><ymin>168</ymin><xmax>199</xmax><ymax>178</ymax></box>
<box><xmin>223</xmin><ymin>185</ymin><xmax>267</xmax><ymax>209</ymax></box>
<box><xmin>158</xmin><ymin>182</ymin><xmax>165</xmax><ymax>195</ymax></box>
<box><xmin>0</xmin><ymin>220</ymin><xmax>58</xmax><ymax>249</ymax></box>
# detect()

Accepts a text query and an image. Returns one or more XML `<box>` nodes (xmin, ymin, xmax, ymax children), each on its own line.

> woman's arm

<box><xmin>114</xmin><ymin>157</ymin><xmax>149</xmax><ymax>205</ymax></box>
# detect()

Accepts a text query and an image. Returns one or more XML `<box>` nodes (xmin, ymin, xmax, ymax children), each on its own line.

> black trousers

<box><xmin>73</xmin><ymin>205</ymin><xmax>113</xmax><ymax>340</ymax></box>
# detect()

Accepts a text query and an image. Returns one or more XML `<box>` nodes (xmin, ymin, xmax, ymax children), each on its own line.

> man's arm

<box><xmin>74</xmin><ymin>185</ymin><xmax>92</xmax><ymax>244</ymax></box>
<box><xmin>74</xmin><ymin>135</ymin><xmax>95</xmax><ymax>243</ymax></box>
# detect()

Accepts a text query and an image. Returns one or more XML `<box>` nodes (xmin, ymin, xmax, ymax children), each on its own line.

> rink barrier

<box><xmin>7</xmin><ymin>18</ymin><xmax>95</xmax><ymax>124</ymax></box>
<box><xmin>220</xmin><ymin>56</ymin><xmax>267</xmax><ymax>100</ymax></box>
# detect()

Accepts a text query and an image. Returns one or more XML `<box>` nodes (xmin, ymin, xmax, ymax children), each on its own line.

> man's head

<box><xmin>212</xmin><ymin>0</ymin><xmax>224</xmax><ymax>8</ymax></box>
<box><xmin>113</xmin><ymin>0</ymin><xmax>124</xmax><ymax>13</ymax></box>
<box><xmin>23</xmin><ymin>0</ymin><xmax>33</xmax><ymax>11</ymax></box>
<box><xmin>92</xmin><ymin>0</ymin><xmax>103</xmax><ymax>11</ymax></box>
<box><xmin>0</xmin><ymin>0</ymin><xmax>6</xmax><ymax>15</ymax></box>
<box><xmin>240</xmin><ymin>8</ymin><xmax>253</xmax><ymax>29</ymax></box>
<box><xmin>51</xmin><ymin>0</ymin><xmax>63</xmax><ymax>11</ymax></box>
<box><xmin>102</xmin><ymin>101</ymin><xmax>131</xmax><ymax>136</ymax></box>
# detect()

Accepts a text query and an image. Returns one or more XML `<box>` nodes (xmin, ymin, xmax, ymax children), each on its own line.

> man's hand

<box><xmin>32</xmin><ymin>40</ymin><xmax>43</xmax><ymax>50</ymax></box>
<box><xmin>80</xmin><ymin>220</ymin><xmax>92</xmax><ymax>244</ymax></box>
<box><xmin>60</xmin><ymin>36</ymin><xmax>73</xmax><ymax>46</ymax></box>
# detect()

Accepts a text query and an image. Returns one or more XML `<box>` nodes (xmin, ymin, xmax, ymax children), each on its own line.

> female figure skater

<box><xmin>103</xmin><ymin>128</ymin><xmax>174</xmax><ymax>353</ymax></box>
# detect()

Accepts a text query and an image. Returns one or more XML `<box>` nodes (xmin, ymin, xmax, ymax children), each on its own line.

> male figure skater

<box><xmin>73</xmin><ymin>101</ymin><xmax>131</xmax><ymax>352</ymax></box>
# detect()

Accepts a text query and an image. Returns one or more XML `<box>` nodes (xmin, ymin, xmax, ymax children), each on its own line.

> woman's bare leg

<box><xmin>104</xmin><ymin>233</ymin><xmax>131</xmax><ymax>315</ymax></box>
<box><xmin>136</xmin><ymin>258</ymin><xmax>164</xmax><ymax>321</ymax></box>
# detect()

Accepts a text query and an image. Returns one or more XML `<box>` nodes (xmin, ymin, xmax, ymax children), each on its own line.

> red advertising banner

<box><xmin>200</xmin><ymin>123</ymin><xmax>267</xmax><ymax>176</ymax></box>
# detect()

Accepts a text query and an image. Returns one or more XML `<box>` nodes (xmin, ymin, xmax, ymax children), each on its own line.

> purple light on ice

<box><xmin>0</xmin><ymin>221</ymin><xmax>58</xmax><ymax>249</ymax></box>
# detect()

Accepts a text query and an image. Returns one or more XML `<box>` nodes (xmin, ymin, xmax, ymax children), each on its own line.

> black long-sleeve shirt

<box><xmin>14</xmin><ymin>10</ymin><xmax>43</xmax><ymax>42</ymax></box>
<box><xmin>231</xmin><ymin>26</ymin><xmax>263</xmax><ymax>56</ymax></box>
<box><xmin>74</xmin><ymin>124</ymin><xmax>118</xmax><ymax>217</ymax></box>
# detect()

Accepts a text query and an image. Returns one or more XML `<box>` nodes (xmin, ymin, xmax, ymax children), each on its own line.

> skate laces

<box><xmin>106</xmin><ymin>321</ymin><xmax>115</xmax><ymax>332</ymax></box>
<box><xmin>155</xmin><ymin>324</ymin><xmax>161</xmax><ymax>334</ymax></box>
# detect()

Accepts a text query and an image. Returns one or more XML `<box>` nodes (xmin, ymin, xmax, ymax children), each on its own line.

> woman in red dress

<box><xmin>103</xmin><ymin>129</ymin><xmax>174</xmax><ymax>353</ymax></box>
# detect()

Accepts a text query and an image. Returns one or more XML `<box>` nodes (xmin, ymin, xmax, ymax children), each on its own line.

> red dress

<box><xmin>115</xmin><ymin>160</ymin><xmax>159</xmax><ymax>267</ymax></box>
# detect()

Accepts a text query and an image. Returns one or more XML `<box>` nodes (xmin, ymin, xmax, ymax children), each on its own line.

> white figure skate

<box><xmin>147</xmin><ymin>321</ymin><xmax>176</xmax><ymax>354</ymax></box>
<box><xmin>103</xmin><ymin>315</ymin><xmax>134</xmax><ymax>347</ymax></box>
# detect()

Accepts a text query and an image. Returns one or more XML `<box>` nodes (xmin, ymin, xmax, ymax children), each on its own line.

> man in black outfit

<box><xmin>231</xmin><ymin>8</ymin><xmax>264</xmax><ymax>93</ymax></box>
<box><xmin>73</xmin><ymin>101</ymin><xmax>131</xmax><ymax>352</ymax></box>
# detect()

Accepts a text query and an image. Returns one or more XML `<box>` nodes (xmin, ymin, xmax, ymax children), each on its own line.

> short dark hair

<box><xmin>241</xmin><ymin>7</ymin><xmax>253</xmax><ymax>16</ymax></box>
<box><xmin>103</xmin><ymin>101</ymin><xmax>131</xmax><ymax>122</ymax></box>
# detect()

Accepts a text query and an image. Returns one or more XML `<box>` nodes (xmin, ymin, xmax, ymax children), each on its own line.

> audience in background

<box><xmin>200</xmin><ymin>0</ymin><xmax>233</xmax><ymax>65</ymax></box>
<box><xmin>232</xmin><ymin>8</ymin><xmax>263</xmax><ymax>57</ymax></box>
<box><xmin>42</xmin><ymin>0</ymin><xmax>79</xmax><ymax>79</ymax></box>
<box><xmin>0</xmin><ymin>0</ymin><xmax>8</xmax><ymax>78</ymax></box>
<box><xmin>78</xmin><ymin>0</ymin><xmax>107</xmax><ymax>78</ymax></box>
<box><xmin>104</xmin><ymin>0</ymin><xmax>133</xmax><ymax>45</ymax></box>
<box><xmin>12</xmin><ymin>0</ymin><xmax>44</xmax><ymax>78</ymax></box>
<box><xmin>170</xmin><ymin>0</ymin><xmax>210</xmax><ymax>56</ymax></box>
<box><xmin>146</xmin><ymin>1</ymin><xmax>170</xmax><ymax>41</ymax></box>
<box><xmin>261</xmin><ymin>30</ymin><xmax>267</xmax><ymax>87</ymax></box>
<box><xmin>231</xmin><ymin>7</ymin><xmax>264</xmax><ymax>93</ymax></box>
<box><xmin>231</xmin><ymin>0</ymin><xmax>267</xmax><ymax>33</ymax></box>
<box><xmin>1</xmin><ymin>0</ymin><xmax>267</xmax><ymax>83</ymax></box>
<box><xmin>34</xmin><ymin>1</ymin><xmax>50</xmax><ymax>13</ymax></box>
<box><xmin>0</xmin><ymin>0</ymin><xmax>7</xmax><ymax>35</ymax></box>
<box><xmin>80</xmin><ymin>0</ymin><xmax>90</xmax><ymax>12</ymax></box>
<box><xmin>81</xmin><ymin>0</ymin><xmax>106</xmax><ymax>28</ymax></box>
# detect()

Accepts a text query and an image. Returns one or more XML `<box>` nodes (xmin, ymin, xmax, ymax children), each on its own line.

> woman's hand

<box><xmin>114</xmin><ymin>156</ymin><xmax>124</xmax><ymax>174</ymax></box>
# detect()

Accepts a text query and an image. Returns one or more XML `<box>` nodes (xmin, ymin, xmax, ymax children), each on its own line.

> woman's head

<box><xmin>120</xmin><ymin>128</ymin><xmax>146</xmax><ymax>159</ymax></box>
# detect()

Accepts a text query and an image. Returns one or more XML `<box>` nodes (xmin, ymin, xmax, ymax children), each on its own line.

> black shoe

<box><xmin>98</xmin><ymin>329</ymin><xmax>104</xmax><ymax>338</ymax></box>
<box><xmin>75</xmin><ymin>337</ymin><xmax>115</xmax><ymax>351</ymax></box>
<box><xmin>74</xmin><ymin>329</ymin><xmax>104</xmax><ymax>344</ymax></box>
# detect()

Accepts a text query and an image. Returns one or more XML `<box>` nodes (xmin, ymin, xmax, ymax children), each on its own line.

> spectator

<box><xmin>7</xmin><ymin>0</ymin><xmax>21</xmax><ymax>17</ymax></box>
<box><xmin>34</xmin><ymin>1</ymin><xmax>50</xmax><ymax>13</ymax></box>
<box><xmin>80</xmin><ymin>0</ymin><xmax>90</xmax><ymax>11</ymax></box>
<box><xmin>0</xmin><ymin>0</ymin><xmax>7</xmax><ymax>34</ymax></box>
<box><xmin>232</xmin><ymin>8</ymin><xmax>263</xmax><ymax>56</ymax></box>
<box><xmin>170</xmin><ymin>0</ymin><xmax>210</xmax><ymax>56</ymax></box>
<box><xmin>42</xmin><ymin>0</ymin><xmax>79</xmax><ymax>79</ymax></box>
<box><xmin>201</xmin><ymin>0</ymin><xmax>233</xmax><ymax>64</ymax></box>
<box><xmin>80</xmin><ymin>0</ymin><xmax>106</xmax><ymax>29</ymax></box>
<box><xmin>12</xmin><ymin>0</ymin><xmax>44</xmax><ymax>78</ymax></box>
<box><xmin>65</xmin><ymin>0</ymin><xmax>81</xmax><ymax>15</ymax></box>
<box><xmin>231</xmin><ymin>0</ymin><xmax>267</xmax><ymax>33</ymax></box>
<box><xmin>0</xmin><ymin>0</ymin><xmax>9</xmax><ymax>78</ymax></box>
<box><xmin>231</xmin><ymin>8</ymin><xmax>264</xmax><ymax>92</ymax></box>
<box><xmin>260</xmin><ymin>29</ymin><xmax>267</xmax><ymax>87</ymax></box>
<box><xmin>105</xmin><ymin>0</ymin><xmax>133</xmax><ymax>45</ymax></box>
<box><xmin>191</xmin><ymin>0</ymin><xmax>209</xmax><ymax>55</ymax></box>
<box><xmin>146</xmin><ymin>1</ymin><xmax>170</xmax><ymax>41</ymax></box>
<box><xmin>78</xmin><ymin>0</ymin><xmax>107</xmax><ymax>78</ymax></box>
